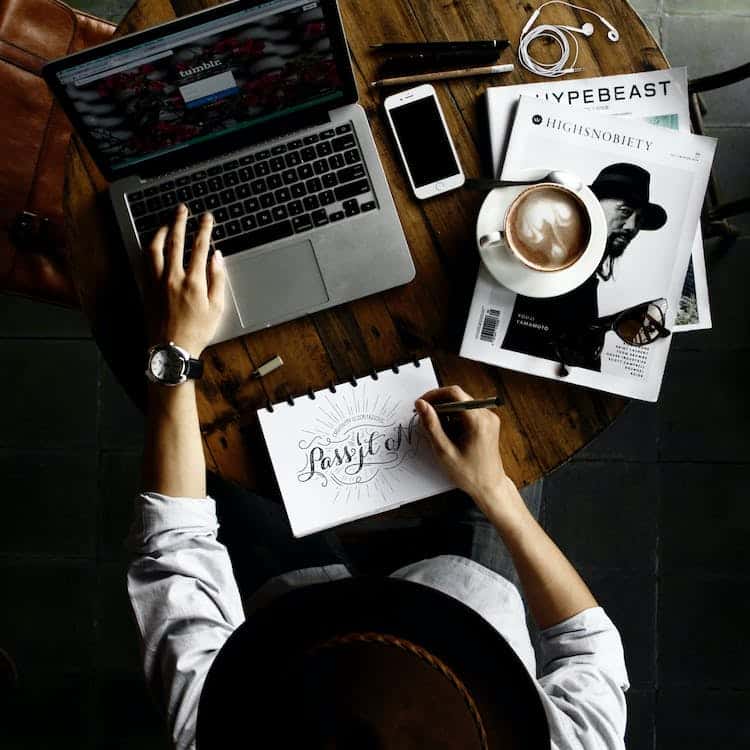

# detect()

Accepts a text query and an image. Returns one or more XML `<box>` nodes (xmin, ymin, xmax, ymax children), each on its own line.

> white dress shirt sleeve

<box><xmin>127</xmin><ymin>492</ymin><xmax>245</xmax><ymax>750</ymax></box>
<box><xmin>536</xmin><ymin>606</ymin><xmax>630</xmax><ymax>750</ymax></box>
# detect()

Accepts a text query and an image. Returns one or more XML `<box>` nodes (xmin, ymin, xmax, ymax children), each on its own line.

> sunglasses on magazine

<box><xmin>554</xmin><ymin>298</ymin><xmax>671</xmax><ymax>377</ymax></box>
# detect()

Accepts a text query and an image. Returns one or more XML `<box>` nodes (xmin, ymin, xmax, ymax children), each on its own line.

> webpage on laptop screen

<box><xmin>56</xmin><ymin>0</ymin><xmax>343</xmax><ymax>171</ymax></box>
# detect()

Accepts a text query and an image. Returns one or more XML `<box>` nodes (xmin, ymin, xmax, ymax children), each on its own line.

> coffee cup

<box><xmin>479</xmin><ymin>183</ymin><xmax>592</xmax><ymax>273</ymax></box>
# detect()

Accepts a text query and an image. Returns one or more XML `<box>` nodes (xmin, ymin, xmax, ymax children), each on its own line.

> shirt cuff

<box><xmin>129</xmin><ymin>492</ymin><xmax>218</xmax><ymax>554</ymax></box>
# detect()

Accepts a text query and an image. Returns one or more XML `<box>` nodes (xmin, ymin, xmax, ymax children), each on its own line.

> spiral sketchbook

<box><xmin>257</xmin><ymin>358</ymin><xmax>454</xmax><ymax>537</ymax></box>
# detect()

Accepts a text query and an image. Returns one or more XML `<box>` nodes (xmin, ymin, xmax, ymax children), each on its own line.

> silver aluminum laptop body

<box><xmin>101</xmin><ymin>4</ymin><xmax>414</xmax><ymax>345</ymax></box>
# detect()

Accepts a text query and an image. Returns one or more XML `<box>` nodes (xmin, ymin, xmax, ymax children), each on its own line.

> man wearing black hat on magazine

<box><xmin>501</xmin><ymin>162</ymin><xmax>668</xmax><ymax>372</ymax></box>
<box><xmin>129</xmin><ymin>205</ymin><xmax>629</xmax><ymax>749</ymax></box>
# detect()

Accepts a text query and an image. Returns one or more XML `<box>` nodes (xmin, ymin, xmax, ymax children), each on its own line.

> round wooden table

<box><xmin>64</xmin><ymin>0</ymin><xmax>666</xmax><ymax>492</ymax></box>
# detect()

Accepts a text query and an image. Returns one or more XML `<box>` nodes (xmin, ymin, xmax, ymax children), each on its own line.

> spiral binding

<box><xmin>264</xmin><ymin>358</ymin><xmax>423</xmax><ymax>412</ymax></box>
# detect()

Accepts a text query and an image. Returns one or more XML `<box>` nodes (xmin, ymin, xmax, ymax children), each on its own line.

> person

<box><xmin>128</xmin><ymin>204</ymin><xmax>629</xmax><ymax>749</ymax></box>
<box><xmin>501</xmin><ymin>162</ymin><xmax>668</xmax><ymax>372</ymax></box>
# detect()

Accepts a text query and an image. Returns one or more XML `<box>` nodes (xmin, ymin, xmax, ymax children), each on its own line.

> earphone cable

<box><xmin>518</xmin><ymin>23</ymin><xmax>581</xmax><ymax>78</ymax></box>
<box><xmin>518</xmin><ymin>1</ymin><xmax>617</xmax><ymax>78</ymax></box>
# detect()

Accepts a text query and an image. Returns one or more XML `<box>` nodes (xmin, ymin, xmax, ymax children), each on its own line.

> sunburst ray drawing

<box><xmin>296</xmin><ymin>382</ymin><xmax>422</xmax><ymax>503</ymax></box>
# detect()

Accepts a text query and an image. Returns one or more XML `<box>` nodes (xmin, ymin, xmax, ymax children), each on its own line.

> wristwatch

<box><xmin>145</xmin><ymin>341</ymin><xmax>203</xmax><ymax>386</ymax></box>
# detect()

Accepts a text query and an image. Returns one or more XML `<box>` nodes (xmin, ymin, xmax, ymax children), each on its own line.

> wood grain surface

<box><xmin>64</xmin><ymin>0</ymin><xmax>667</xmax><ymax>491</ymax></box>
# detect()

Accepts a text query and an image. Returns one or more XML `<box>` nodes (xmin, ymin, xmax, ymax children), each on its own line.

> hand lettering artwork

<box><xmin>257</xmin><ymin>360</ymin><xmax>455</xmax><ymax>537</ymax></box>
<box><xmin>296</xmin><ymin>394</ymin><xmax>421</xmax><ymax>495</ymax></box>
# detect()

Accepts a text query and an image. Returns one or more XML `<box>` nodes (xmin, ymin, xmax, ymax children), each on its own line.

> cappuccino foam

<box><xmin>506</xmin><ymin>186</ymin><xmax>590</xmax><ymax>271</ymax></box>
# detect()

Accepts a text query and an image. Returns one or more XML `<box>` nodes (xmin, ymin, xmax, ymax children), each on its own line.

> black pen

<box><xmin>433</xmin><ymin>396</ymin><xmax>504</xmax><ymax>413</ymax></box>
<box><xmin>378</xmin><ymin>49</ymin><xmax>501</xmax><ymax>76</ymax></box>
<box><xmin>414</xmin><ymin>396</ymin><xmax>505</xmax><ymax>414</ymax></box>
<box><xmin>371</xmin><ymin>40</ymin><xmax>509</xmax><ymax>53</ymax></box>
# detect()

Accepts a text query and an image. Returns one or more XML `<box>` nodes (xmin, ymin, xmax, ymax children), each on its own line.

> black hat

<box><xmin>197</xmin><ymin>577</ymin><xmax>550</xmax><ymax>749</ymax></box>
<box><xmin>590</xmin><ymin>163</ymin><xmax>667</xmax><ymax>231</ymax></box>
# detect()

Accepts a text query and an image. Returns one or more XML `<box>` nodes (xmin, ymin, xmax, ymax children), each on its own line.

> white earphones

<box><xmin>518</xmin><ymin>1</ymin><xmax>619</xmax><ymax>78</ymax></box>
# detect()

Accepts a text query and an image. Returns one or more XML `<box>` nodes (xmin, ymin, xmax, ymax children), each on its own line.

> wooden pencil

<box><xmin>371</xmin><ymin>63</ymin><xmax>514</xmax><ymax>88</ymax></box>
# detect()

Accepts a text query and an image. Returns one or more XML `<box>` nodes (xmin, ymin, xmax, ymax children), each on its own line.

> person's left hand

<box><xmin>143</xmin><ymin>204</ymin><xmax>226</xmax><ymax>356</ymax></box>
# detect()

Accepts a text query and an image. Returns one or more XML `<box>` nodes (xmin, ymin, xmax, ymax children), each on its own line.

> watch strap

<box><xmin>185</xmin><ymin>357</ymin><xmax>204</xmax><ymax>380</ymax></box>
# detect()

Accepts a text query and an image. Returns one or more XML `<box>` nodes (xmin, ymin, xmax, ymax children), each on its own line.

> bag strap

<box><xmin>0</xmin><ymin>38</ymin><xmax>46</xmax><ymax>74</ymax></box>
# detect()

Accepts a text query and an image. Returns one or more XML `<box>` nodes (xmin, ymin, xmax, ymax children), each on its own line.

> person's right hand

<box><xmin>415</xmin><ymin>386</ymin><xmax>518</xmax><ymax>519</ymax></box>
<box><xmin>143</xmin><ymin>204</ymin><xmax>225</xmax><ymax>357</ymax></box>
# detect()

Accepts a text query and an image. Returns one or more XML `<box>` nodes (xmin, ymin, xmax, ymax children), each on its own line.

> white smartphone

<box><xmin>384</xmin><ymin>84</ymin><xmax>465</xmax><ymax>200</ymax></box>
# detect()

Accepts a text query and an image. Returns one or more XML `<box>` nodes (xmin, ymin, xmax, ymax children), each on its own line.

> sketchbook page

<box><xmin>257</xmin><ymin>359</ymin><xmax>455</xmax><ymax>537</ymax></box>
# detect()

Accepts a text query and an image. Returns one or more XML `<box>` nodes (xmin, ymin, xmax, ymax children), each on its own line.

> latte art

<box><xmin>506</xmin><ymin>185</ymin><xmax>591</xmax><ymax>272</ymax></box>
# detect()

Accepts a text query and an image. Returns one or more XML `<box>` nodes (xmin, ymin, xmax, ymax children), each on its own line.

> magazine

<box><xmin>461</xmin><ymin>96</ymin><xmax>716</xmax><ymax>401</ymax></box>
<box><xmin>486</xmin><ymin>68</ymin><xmax>710</xmax><ymax>331</ymax></box>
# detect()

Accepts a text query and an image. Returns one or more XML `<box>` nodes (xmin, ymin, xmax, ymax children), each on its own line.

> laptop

<box><xmin>44</xmin><ymin>0</ymin><xmax>414</xmax><ymax>344</ymax></box>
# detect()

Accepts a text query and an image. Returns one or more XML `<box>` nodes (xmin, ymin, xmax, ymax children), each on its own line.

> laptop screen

<box><xmin>53</xmin><ymin>0</ymin><xmax>347</xmax><ymax>174</ymax></box>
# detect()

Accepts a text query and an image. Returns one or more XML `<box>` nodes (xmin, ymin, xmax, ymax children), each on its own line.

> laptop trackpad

<box><xmin>228</xmin><ymin>240</ymin><xmax>329</xmax><ymax>328</ymax></box>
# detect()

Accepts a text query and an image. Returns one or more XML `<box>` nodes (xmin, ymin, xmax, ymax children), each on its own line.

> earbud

<box><xmin>559</xmin><ymin>22</ymin><xmax>595</xmax><ymax>36</ymax></box>
<box><xmin>600</xmin><ymin>18</ymin><xmax>620</xmax><ymax>42</ymax></box>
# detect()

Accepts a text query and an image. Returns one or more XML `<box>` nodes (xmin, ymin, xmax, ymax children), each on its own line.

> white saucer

<box><xmin>476</xmin><ymin>170</ymin><xmax>607</xmax><ymax>298</ymax></box>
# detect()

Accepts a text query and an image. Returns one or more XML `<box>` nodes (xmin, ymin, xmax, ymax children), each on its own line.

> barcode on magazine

<box><xmin>479</xmin><ymin>308</ymin><xmax>501</xmax><ymax>343</ymax></box>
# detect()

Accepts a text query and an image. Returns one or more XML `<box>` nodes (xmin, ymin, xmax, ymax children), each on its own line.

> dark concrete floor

<box><xmin>1</xmin><ymin>1</ymin><xmax>748</xmax><ymax>748</ymax></box>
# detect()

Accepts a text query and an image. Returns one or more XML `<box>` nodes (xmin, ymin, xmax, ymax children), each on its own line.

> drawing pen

<box><xmin>371</xmin><ymin>64</ymin><xmax>514</xmax><ymax>88</ymax></box>
<box><xmin>414</xmin><ymin>396</ymin><xmax>505</xmax><ymax>415</ymax></box>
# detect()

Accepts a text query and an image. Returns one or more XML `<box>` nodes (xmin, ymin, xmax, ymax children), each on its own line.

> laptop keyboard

<box><xmin>125</xmin><ymin>122</ymin><xmax>377</xmax><ymax>261</ymax></box>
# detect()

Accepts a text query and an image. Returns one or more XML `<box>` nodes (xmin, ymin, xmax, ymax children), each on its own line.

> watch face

<box><xmin>149</xmin><ymin>347</ymin><xmax>184</xmax><ymax>384</ymax></box>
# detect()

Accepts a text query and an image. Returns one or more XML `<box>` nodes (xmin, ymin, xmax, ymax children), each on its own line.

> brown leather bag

<box><xmin>0</xmin><ymin>0</ymin><xmax>115</xmax><ymax>308</ymax></box>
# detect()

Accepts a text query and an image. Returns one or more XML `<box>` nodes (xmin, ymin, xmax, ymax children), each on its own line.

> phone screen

<box><xmin>389</xmin><ymin>95</ymin><xmax>460</xmax><ymax>188</ymax></box>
